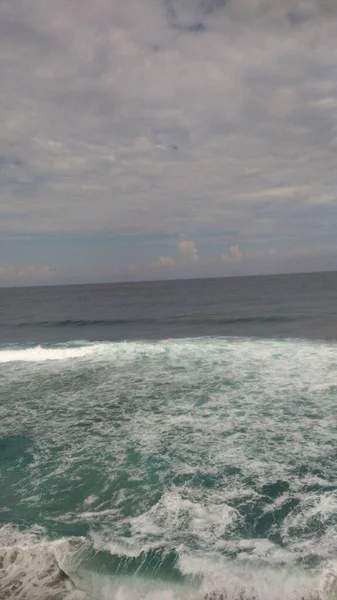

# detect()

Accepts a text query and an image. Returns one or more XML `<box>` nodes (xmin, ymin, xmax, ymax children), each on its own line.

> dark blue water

<box><xmin>1</xmin><ymin>271</ymin><xmax>337</xmax><ymax>344</ymax></box>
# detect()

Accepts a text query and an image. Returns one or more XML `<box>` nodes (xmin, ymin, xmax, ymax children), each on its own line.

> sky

<box><xmin>1</xmin><ymin>0</ymin><xmax>337</xmax><ymax>286</ymax></box>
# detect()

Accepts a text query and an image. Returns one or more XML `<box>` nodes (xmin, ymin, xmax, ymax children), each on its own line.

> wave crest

<box><xmin>0</xmin><ymin>345</ymin><xmax>94</xmax><ymax>363</ymax></box>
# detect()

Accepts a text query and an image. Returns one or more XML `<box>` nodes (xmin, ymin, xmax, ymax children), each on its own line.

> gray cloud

<box><xmin>1</xmin><ymin>0</ymin><xmax>337</xmax><ymax>280</ymax></box>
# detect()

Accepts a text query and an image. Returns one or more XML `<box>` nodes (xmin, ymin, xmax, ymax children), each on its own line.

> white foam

<box><xmin>77</xmin><ymin>573</ymin><xmax>196</xmax><ymax>600</ymax></box>
<box><xmin>179</xmin><ymin>553</ymin><xmax>331</xmax><ymax>600</ymax></box>
<box><xmin>0</xmin><ymin>344</ymin><xmax>94</xmax><ymax>363</ymax></box>
<box><xmin>84</xmin><ymin>494</ymin><xmax>99</xmax><ymax>506</ymax></box>
<box><xmin>2</xmin><ymin>336</ymin><xmax>337</xmax><ymax>597</ymax></box>
<box><xmin>129</xmin><ymin>489</ymin><xmax>240</xmax><ymax>548</ymax></box>
<box><xmin>1</xmin><ymin>336</ymin><xmax>335</xmax><ymax>366</ymax></box>
<box><xmin>0</xmin><ymin>525</ymin><xmax>86</xmax><ymax>599</ymax></box>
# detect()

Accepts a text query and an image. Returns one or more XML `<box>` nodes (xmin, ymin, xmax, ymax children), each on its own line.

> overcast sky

<box><xmin>1</xmin><ymin>0</ymin><xmax>337</xmax><ymax>285</ymax></box>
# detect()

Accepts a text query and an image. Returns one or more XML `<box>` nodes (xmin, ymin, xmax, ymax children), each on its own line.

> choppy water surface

<box><xmin>1</xmin><ymin>325</ymin><xmax>337</xmax><ymax>599</ymax></box>
<box><xmin>1</xmin><ymin>273</ymin><xmax>337</xmax><ymax>598</ymax></box>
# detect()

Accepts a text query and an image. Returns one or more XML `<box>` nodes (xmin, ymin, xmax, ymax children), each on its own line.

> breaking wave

<box><xmin>1</xmin><ymin>525</ymin><xmax>337</xmax><ymax>600</ymax></box>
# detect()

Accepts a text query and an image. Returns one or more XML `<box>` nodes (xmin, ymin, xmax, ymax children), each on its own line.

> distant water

<box><xmin>1</xmin><ymin>272</ymin><xmax>337</xmax><ymax>600</ymax></box>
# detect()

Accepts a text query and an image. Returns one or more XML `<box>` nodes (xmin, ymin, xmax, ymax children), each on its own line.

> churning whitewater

<box><xmin>1</xmin><ymin>337</ymin><xmax>337</xmax><ymax>599</ymax></box>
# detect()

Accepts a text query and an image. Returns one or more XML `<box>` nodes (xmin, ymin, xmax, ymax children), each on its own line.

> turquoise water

<box><xmin>1</xmin><ymin>336</ymin><xmax>337</xmax><ymax>599</ymax></box>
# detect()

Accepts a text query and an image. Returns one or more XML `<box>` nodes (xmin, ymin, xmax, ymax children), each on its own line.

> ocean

<box><xmin>0</xmin><ymin>271</ymin><xmax>337</xmax><ymax>600</ymax></box>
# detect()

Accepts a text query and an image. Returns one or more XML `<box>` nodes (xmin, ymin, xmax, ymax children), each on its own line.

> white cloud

<box><xmin>178</xmin><ymin>239</ymin><xmax>200</xmax><ymax>263</ymax></box>
<box><xmin>0</xmin><ymin>265</ymin><xmax>56</xmax><ymax>278</ymax></box>
<box><xmin>153</xmin><ymin>256</ymin><xmax>175</xmax><ymax>267</ymax></box>
<box><xmin>220</xmin><ymin>245</ymin><xmax>244</xmax><ymax>261</ymax></box>
<box><xmin>240</xmin><ymin>186</ymin><xmax>310</xmax><ymax>200</ymax></box>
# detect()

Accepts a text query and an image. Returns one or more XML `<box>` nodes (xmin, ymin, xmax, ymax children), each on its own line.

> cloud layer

<box><xmin>0</xmin><ymin>265</ymin><xmax>56</xmax><ymax>281</ymax></box>
<box><xmin>1</xmin><ymin>0</ymin><xmax>337</xmax><ymax>282</ymax></box>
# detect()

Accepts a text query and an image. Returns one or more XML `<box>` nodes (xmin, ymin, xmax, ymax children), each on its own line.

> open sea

<box><xmin>1</xmin><ymin>271</ymin><xmax>337</xmax><ymax>600</ymax></box>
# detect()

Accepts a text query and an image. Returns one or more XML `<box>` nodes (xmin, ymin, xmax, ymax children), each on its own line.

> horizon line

<box><xmin>0</xmin><ymin>268</ymin><xmax>336</xmax><ymax>291</ymax></box>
